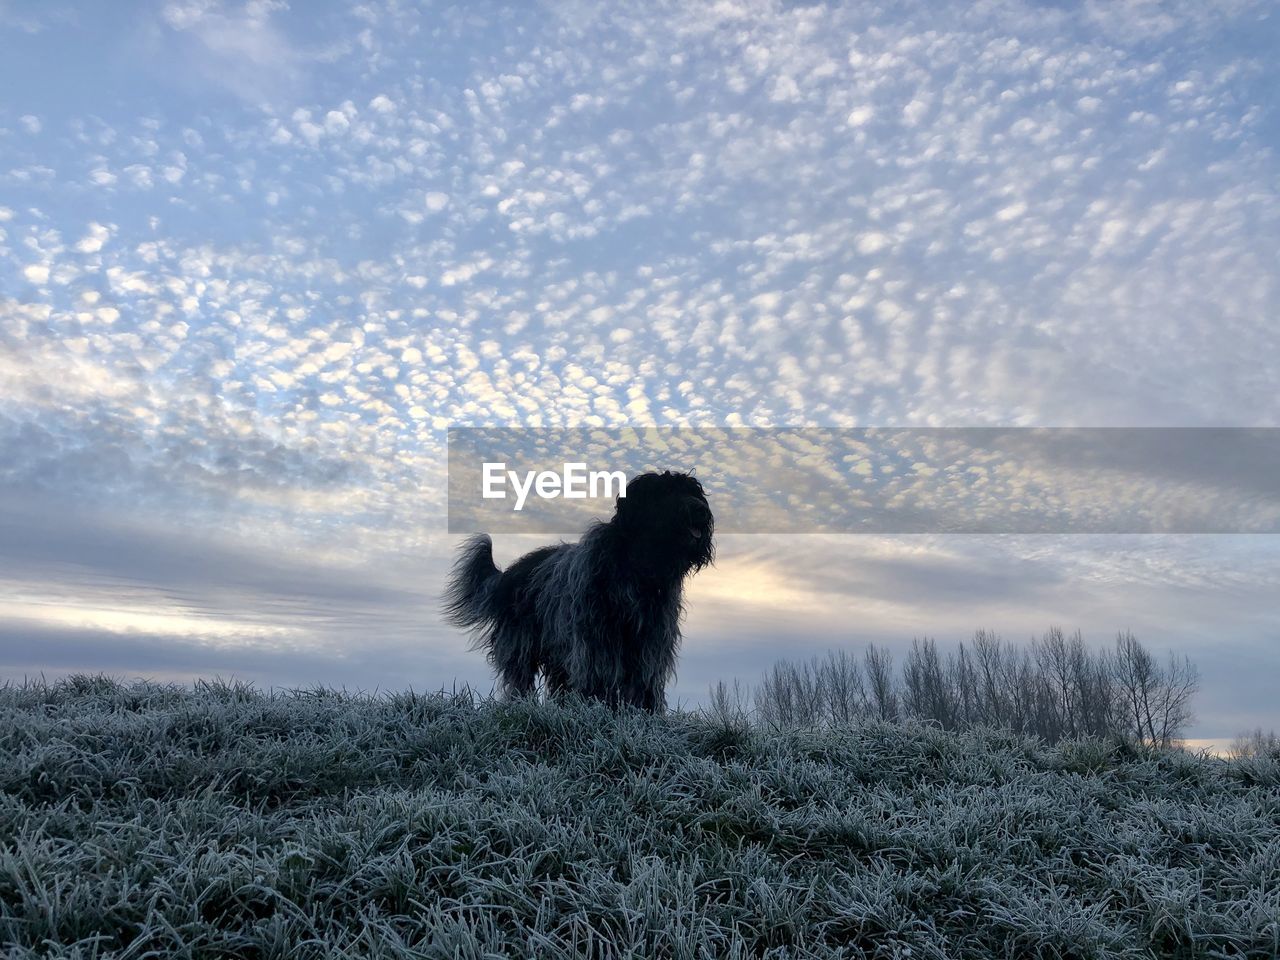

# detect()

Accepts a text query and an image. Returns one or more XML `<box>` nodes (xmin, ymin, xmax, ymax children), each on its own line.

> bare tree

<box><xmin>903</xmin><ymin>637</ymin><xmax>957</xmax><ymax>729</ymax></box>
<box><xmin>755</xmin><ymin>660</ymin><xmax>825</xmax><ymax>729</ymax></box>
<box><xmin>1152</xmin><ymin>652</ymin><xmax>1199</xmax><ymax>748</ymax></box>
<box><xmin>1111</xmin><ymin>630</ymin><xmax>1157</xmax><ymax>744</ymax></box>
<box><xmin>820</xmin><ymin>648</ymin><xmax>866</xmax><ymax>726</ymax></box>
<box><xmin>971</xmin><ymin>629</ymin><xmax>1008</xmax><ymax>728</ymax></box>
<box><xmin>864</xmin><ymin>644</ymin><xmax>898</xmax><ymax>721</ymax></box>
<box><xmin>1034</xmin><ymin>627</ymin><xmax>1077</xmax><ymax>740</ymax></box>
<box><xmin>1006</xmin><ymin>645</ymin><xmax>1040</xmax><ymax>735</ymax></box>
<box><xmin>1073</xmin><ymin>641</ymin><xmax>1115</xmax><ymax>738</ymax></box>
<box><xmin>1109</xmin><ymin>630</ymin><xmax>1198</xmax><ymax>747</ymax></box>
<box><xmin>949</xmin><ymin>641</ymin><xmax>977</xmax><ymax>729</ymax></box>
<box><xmin>706</xmin><ymin>679</ymin><xmax>752</xmax><ymax>730</ymax></box>
<box><xmin>1229</xmin><ymin>728</ymin><xmax>1280</xmax><ymax>759</ymax></box>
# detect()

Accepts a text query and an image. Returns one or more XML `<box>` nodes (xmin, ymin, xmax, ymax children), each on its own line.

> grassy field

<box><xmin>2</xmin><ymin>677</ymin><xmax>1278</xmax><ymax>958</ymax></box>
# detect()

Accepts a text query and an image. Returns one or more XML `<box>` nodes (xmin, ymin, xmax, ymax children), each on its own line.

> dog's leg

<box><xmin>542</xmin><ymin>662</ymin><xmax>571</xmax><ymax>702</ymax></box>
<box><xmin>492</xmin><ymin>626</ymin><xmax>537</xmax><ymax>700</ymax></box>
<box><xmin>626</xmin><ymin>680</ymin><xmax>665</xmax><ymax>714</ymax></box>
<box><xmin>503</xmin><ymin>666</ymin><xmax>536</xmax><ymax>699</ymax></box>
<box><xmin>643</xmin><ymin>686</ymin><xmax>667</xmax><ymax>714</ymax></box>
<box><xmin>579</xmin><ymin>676</ymin><xmax>620</xmax><ymax>709</ymax></box>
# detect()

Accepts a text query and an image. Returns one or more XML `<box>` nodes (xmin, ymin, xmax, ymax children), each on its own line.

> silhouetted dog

<box><xmin>443</xmin><ymin>471</ymin><xmax>714</xmax><ymax>712</ymax></box>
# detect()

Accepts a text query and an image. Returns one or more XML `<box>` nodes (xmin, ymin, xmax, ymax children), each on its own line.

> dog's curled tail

<box><xmin>442</xmin><ymin>534</ymin><xmax>501</xmax><ymax>629</ymax></box>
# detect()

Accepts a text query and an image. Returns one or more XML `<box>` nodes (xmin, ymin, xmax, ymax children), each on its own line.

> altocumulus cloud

<box><xmin>0</xmin><ymin>0</ymin><xmax>1277</xmax><ymax>740</ymax></box>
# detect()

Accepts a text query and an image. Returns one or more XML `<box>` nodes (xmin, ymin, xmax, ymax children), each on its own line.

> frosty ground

<box><xmin>2</xmin><ymin>677</ymin><xmax>1277</xmax><ymax>958</ymax></box>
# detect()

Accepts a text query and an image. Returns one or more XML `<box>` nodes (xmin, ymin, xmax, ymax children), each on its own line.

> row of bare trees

<box><xmin>1229</xmin><ymin>728</ymin><xmax>1280</xmax><ymax>759</ymax></box>
<box><xmin>711</xmin><ymin>628</ymin><xmax>1199</xmax><ymax>747</ymax></box>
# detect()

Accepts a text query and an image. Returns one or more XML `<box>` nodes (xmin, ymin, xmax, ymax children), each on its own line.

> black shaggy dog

<box><xmin>443</xmin><ymin>471</ymin><xmax>714</xmax><ymax>712</ymax></box>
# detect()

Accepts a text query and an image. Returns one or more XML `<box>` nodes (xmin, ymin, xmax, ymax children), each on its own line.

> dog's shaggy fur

<box><xmin>443</xmin><ymin>471</ymin><xmax>714</xmax><ymax>712</ymax></box>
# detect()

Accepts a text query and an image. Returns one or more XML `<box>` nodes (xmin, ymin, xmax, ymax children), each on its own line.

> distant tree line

<box><xmin>1229</xmin><ymin>728</ymin><xmax>1280</xmax><ymax>759</ymax></box>
<box><xmin>709</xmin><ymin>628</ymin><xmax>1200</xmax><ymax>747</ymax></box>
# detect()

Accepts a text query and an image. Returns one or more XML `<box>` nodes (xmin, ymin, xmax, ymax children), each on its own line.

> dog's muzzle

<box><xmin>687</xmin><ymin>501</ymin><xmax>712</xmax><ymax>542</ymax></box>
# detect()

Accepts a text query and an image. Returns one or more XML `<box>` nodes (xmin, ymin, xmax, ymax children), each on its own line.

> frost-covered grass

<box><xmin>2</xmin><ymin>676</ymin><xmax>1278</xmax><ymax>959</ymax></box>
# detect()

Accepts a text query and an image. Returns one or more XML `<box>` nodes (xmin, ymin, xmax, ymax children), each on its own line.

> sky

<box><xmin>1</xmin><ymin>0</ymin><xmax>1278</xmax><ymax>744</ymax></box>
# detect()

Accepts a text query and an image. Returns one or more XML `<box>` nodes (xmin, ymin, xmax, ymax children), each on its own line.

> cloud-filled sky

<box><xmin>1</xmin><ymin>0</ymin><xmax>1277</xmax><ymax>742</ymax></box>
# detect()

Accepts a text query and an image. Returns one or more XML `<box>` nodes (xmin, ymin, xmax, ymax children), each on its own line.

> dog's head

<box><xmin>614</xmin><ymin>470</ymin><xmax>715</xmax><ymax>576</ymax></box>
